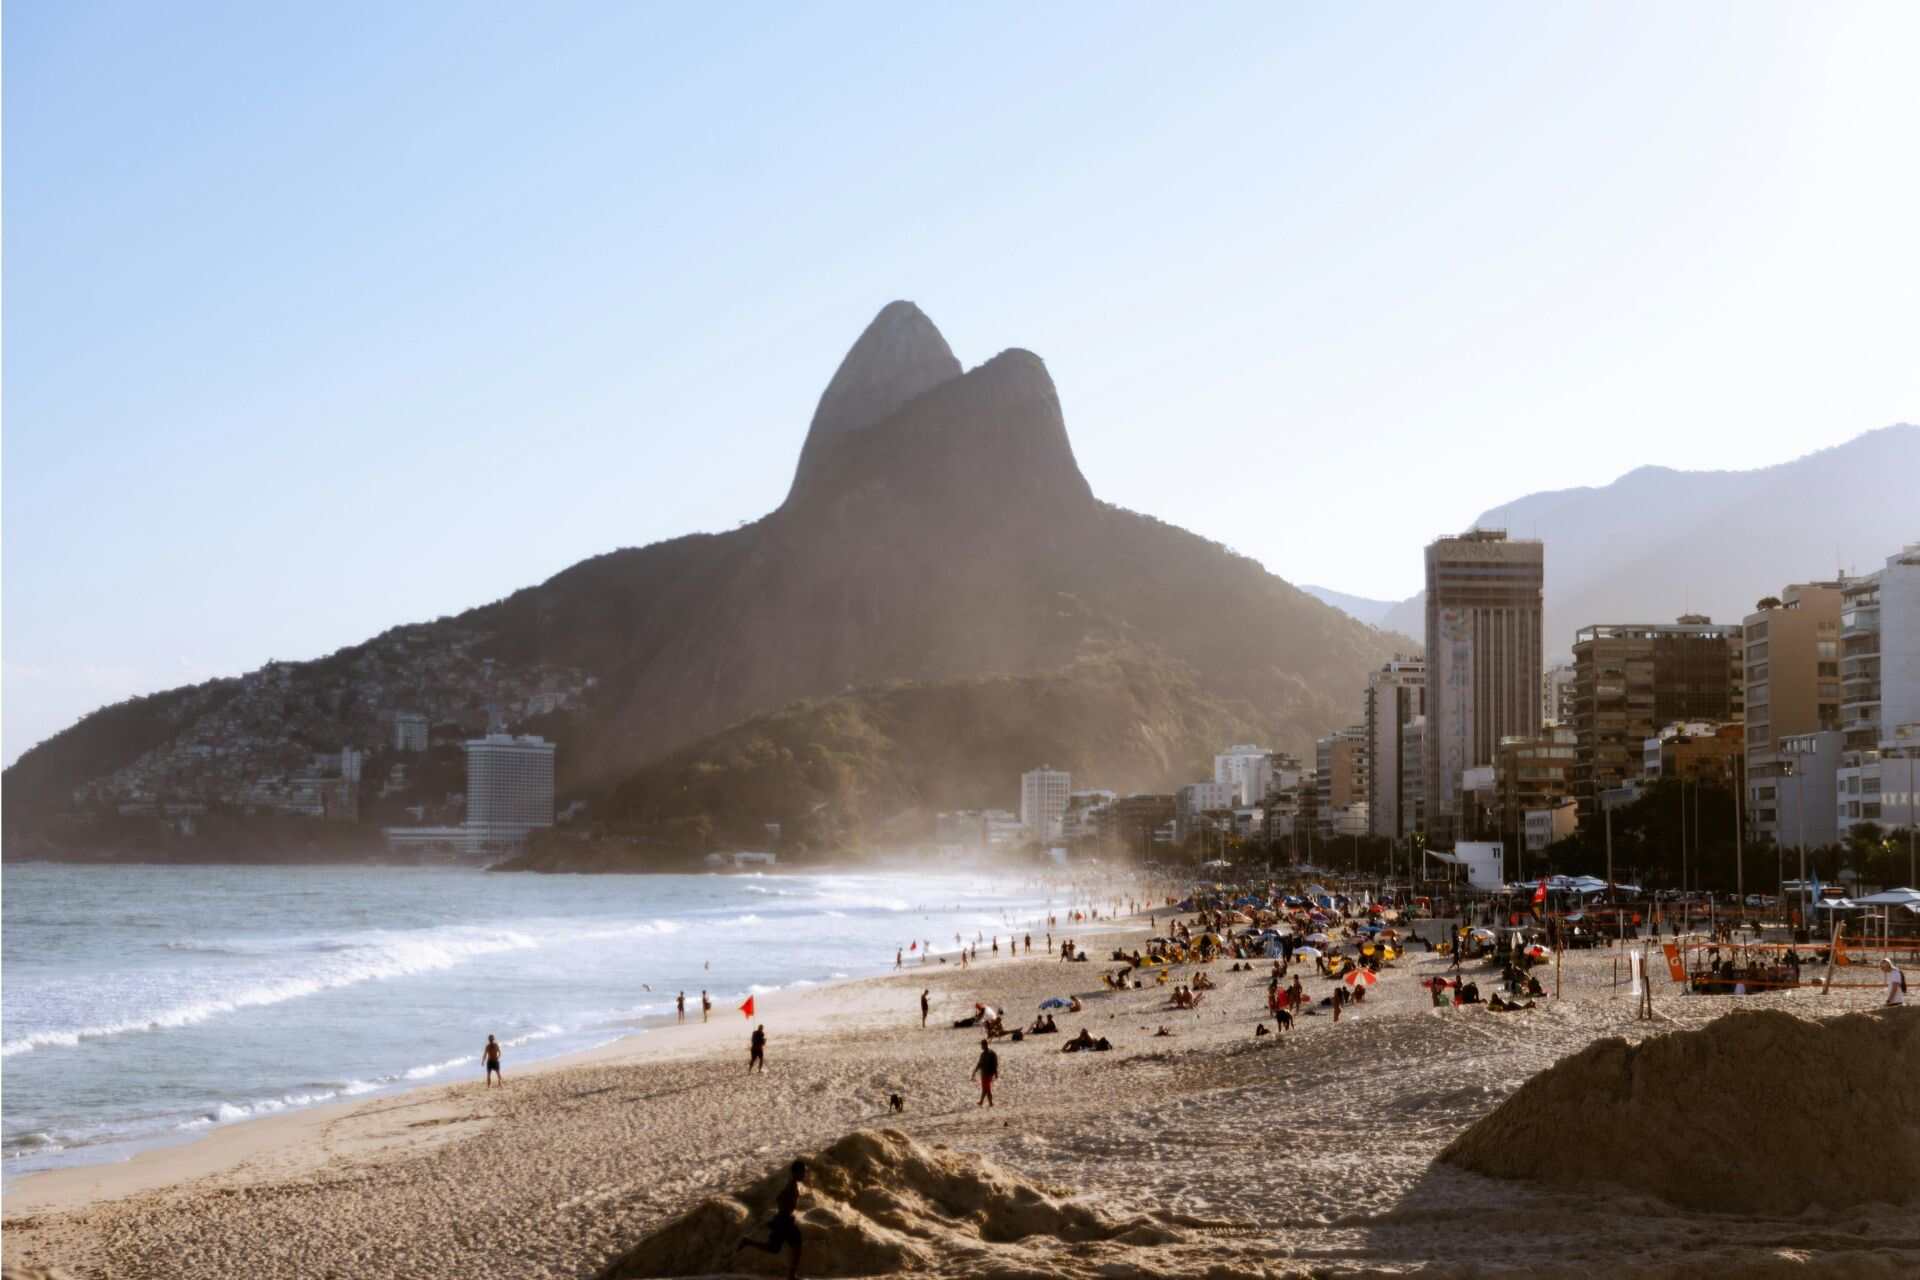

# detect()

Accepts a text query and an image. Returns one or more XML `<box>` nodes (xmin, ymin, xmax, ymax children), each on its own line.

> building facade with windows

<box><xmin>1364</xmin><ymin>658</ymin><xmax>1426</xmax><ymax>841</ymax></box>
<box><xmin>1834</xmin><ymin>546</ymin><xmax>1920</xmax><ymax>837</ymax></box>
<box><xmin>1742</xmin><ymin>582</ymin><xmax>1846</xmax><ymax>771</ymax></box>
<box><xmin>463</xmin><ymin>733</ymin><xmax>556</xmax><ymax>853</ymax></box>
<box><xmin>1423</xmin><ymin>530</ymin><xmax>1545</xmax><ymax>846</ymax></box>
<box><xmin>1020</xmin><ymin>767</ymin><xmax>1072</xmax><ymax>841</ymax></box>
<box><xmin>1570</xmin><ymin>616</ymin><xmax>1743</xmax><ymax>821</ymax></box>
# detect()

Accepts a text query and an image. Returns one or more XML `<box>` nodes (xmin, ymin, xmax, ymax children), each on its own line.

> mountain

<box><xmin>500</xmin><ymin>653</ymin><xmax>1269</xmax><ymax>870</ymax></box>
<box><xmin>1300</xmin><ymin>586</ymin><xmax>1399</xmax><ymax>628</ymax></box>
<box><xmin>4</xmin><ymin>302</ymin><xmax>1401</xmax><ymax>858</ymax></box>
<box><xmin>1335</xmin><ymin>426</ymin><xmax>1920</xmax><ymax>656</ymax></box>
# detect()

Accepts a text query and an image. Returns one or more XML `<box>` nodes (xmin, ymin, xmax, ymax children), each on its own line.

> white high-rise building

<box><xmin>1836</xmin><ymin>545</ymin><xmax>1920</xmax><ymax>837</ymax></box>
<box><xmin>1020</xmin><ymin>767</ymin><xmax>1072</xmax><ymax>841</ymax></box>
<box><xmin>1364</xmin><ymin>658</ymin><xmax>1426</xmax><ymax>840</ymax></box>
<box><xmin>1213</xmin><ymin>745</ymin><xmax>1273</xmax><ymax>807</ymax></box>
<box><xmin>464</xmin><ymin>734</ymin><xmax>556</xmax><ymax>852</ymax></box>
<box><xmin>393</xmin><ymin>712</ymin><xmax>429</xmax><ymax>752</ymax></box>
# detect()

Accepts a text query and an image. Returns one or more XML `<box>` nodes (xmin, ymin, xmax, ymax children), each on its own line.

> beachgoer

<box><xmin>896</xmin><ymin>949</ymin><xmax>902</xmax><ymax>969</ymax></box>
<box><xmin>921</xmin><ymin>988</ymin><xmax>930</xmax><ymax>1027</ymax></box>
<box><xmin>1885</xmin><ymin>959</ymin><xmax>1907</xmax><ymax>1006</ymax></box>
<box><xmin>483</xmin><ymin>1034</ymin><xmax>503</xmax><ymax>1086</ymax></box>
<box><xmin>702</xmin><ymin>990</ymin><xmax>711</xmax><ymax>1022</ymax></box>
<box><xmin>749</xmin><ymin>1024</ymin><xmax>767</xmax><ymax>1072</ymax></box>
<box><xmin>677</xmin><ymin>991</ymin><xmax>686</xmax><ymax>1023</ymax></box>
<box><xmin>737</xmin><ymin>1159</ymin><xmax>807</xmax><ymax>1280</ymax></box>
<box><xmin>972</xmin><ymin>1038</ymin><xmax>999</xmax><ymax>1107</ymax></box>
<box><xmin>1332</xmin><ymin>986</ymin><xmax>1346</xmax><ymax>1023</ymax></box>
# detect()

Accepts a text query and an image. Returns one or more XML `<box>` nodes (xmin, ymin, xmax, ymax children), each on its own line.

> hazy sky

<box><xmin>5</xmin><ymin>3</ymin><xmax>1918</xmax><ymax>765</ymax></box>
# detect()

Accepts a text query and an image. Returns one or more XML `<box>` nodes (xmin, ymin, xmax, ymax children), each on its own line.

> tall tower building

<box><xmin>1020</xmin><ymin>766</ymin><xmax>1072</xmax><ymax>841</ymax></box>
<box><xmin>1423</xmin><ymin>530</ymin><xmax>1544</xmax><ymax>846</ymax></box>
<box><xmin>1364</xmin><ymin>658</ymin><xmax>1426</xmax><ymax>840</ymax></box>
<box><xmin>463</xmin><ymin>733</ymin><xmax>556</xmax><ymax>852</ymax></box>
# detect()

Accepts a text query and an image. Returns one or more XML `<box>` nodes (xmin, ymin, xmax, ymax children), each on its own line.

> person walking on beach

<box><xmin>749</xmin><ymin>1024</ymin><xmax>767</xmax><ymax>1072</ymax></box>
<box><xmin>921</xmin><ymin>988</ymin><xmax>931</xmax><ymax>1027</ymax></box>
<box><xmin>1332</xmin><ymin>986</ymin><xmax>1346</xmax><ymax>1024</ymax></box>
<box><xmin>702</xmin><ymin>990</ymin><xmax>712</xmax><ymax>1022</ymax></box>
<box><xmin>1884</xmin><ymin>958</ymin><xmax>1907</xmax><ymax>1006</ymax></box>
<box><xmin>896</xmin><ymin>948</ymin><xmax>903</xmax><ymax>970</ymax></box>
<box><xmin>737</xmin><ymin>1158</ymin><xmax>807</xmax><ymax>1280</ymax></box>
<box><xmin>482</xmin><ymin>1034</ymin><xmax>503</xmax><ymax>1086</ymax></box>
<box><xmin>972</xmin><ymin>1038</ymin><xmax>999</xmax><ymax>1107</ymax></box>
<box><xmin>677</xmin><ymin>991</ymin><xmax>686</xmax><ymax>1023</ymax></box>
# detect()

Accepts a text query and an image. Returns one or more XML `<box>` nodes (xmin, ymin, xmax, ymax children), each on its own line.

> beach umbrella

<box><xmin>1291</xmin><ymin>946</ymin><xmax>1323</xmax><ymax>959</ymax></box>
<box><xmin>1343</xmin><ymin>968</ymin><xmax>1378</xmax><ymax>986</ymax></box>
<box><xmin>1470</xmin><ymin>928</ymin><xmax>1496</xmax><ymax>940</ymax></box>
<box><xmin>1306</xmin><ymin>931</ymin><xmax>1331</xmax><ymax>943</ymax></box>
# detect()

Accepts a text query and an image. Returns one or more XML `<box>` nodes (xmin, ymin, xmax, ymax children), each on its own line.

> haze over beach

<box><xmin>5</xmin><ymin>5</ymin><xmax>1920</xmax><ymax>1280</ymax></box>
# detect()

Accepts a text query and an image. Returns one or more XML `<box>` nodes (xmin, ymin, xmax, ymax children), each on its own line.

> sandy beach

<box><xmin>6</xmin><ymin>914</ymin><xmax>1917</xmax><ymax>1279</ymax></box>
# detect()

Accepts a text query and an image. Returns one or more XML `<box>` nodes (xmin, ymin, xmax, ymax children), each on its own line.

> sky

<box><xmin>5</xmin><ymin>2</ymin><xmax>1919</xmax><ymax>765</ymax></box>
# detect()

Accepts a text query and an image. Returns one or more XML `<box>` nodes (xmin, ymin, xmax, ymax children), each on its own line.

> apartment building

<box><xmin>1571</xmin><ymin>615</ymin><xmax>1743</xmax><ymax>820</ymax></box>
<box><xmin>1316</xmin><ymin>725</ymin><xmax>1369</xmax><ymax>836</ymax></box>
<box><xmin>1835</xmin><ymin>546</ymin><xmax>1920</xmax><ymax>836</ymax></box>
<box><xmin>1020</xmin><ymin>767</ymin><xmax>1072</xmax><ymax>841</ymax></box>
<box><xmin>1742</xmin><ymin>582</ymin><xmax>1846</xmax><ymax>770</ymax></box>
<box><xmin>1363</xmin><ymin>657</ymin><xmax>1426</xmax><ymax>841</ymax></box>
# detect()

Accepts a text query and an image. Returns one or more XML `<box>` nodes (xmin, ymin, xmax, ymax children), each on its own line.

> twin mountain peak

<box><xmin>784</xmin><ymin>301</ymin><xmax>1090</xmax><ymax>510</ymax></box>
<box><xmin>2</xmin><ymin>303</ymin><xmax>1399</xmax><ymax>861</ymax></box>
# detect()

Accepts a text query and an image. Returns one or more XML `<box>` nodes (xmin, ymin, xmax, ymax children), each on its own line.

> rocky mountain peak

<box><xmin>787</xmin><ymin>301</ymin><xmax>962</xmax><ymax>501</ymax></box>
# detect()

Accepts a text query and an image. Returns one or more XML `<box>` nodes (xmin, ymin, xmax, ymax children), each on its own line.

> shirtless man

<box><xmin>701</xmin><ymin>990</ymin><xmax>711</xmax><ymax>1022</ymax></box>
<box><xmin>737</xmin><ymin>1159</ymin><xmax>807</xmax><ymax>1280</ymax></box>
<box><xmin>749</xmin><ymin>1024</ymin><xmax>767</xmax><ymax>1072</ymax></box>
<box><xmin>676</xmin><ymin>991</ymin><xmax>685</xmax><ymax>1023</ymax></box>
<box><xmin>482</xmin><ymin>1034</ymin><xmax>503</xmax><ymax>1086</ymax></box>
<box><xmin>920</xmin><ymin>988</ymin><xmax>930</xmax><ymax>1028</ymax></box>
<box><xmin>972</xmin><ymin>1038</ymin><xmax>999</xmax><ymax>1107</ymax></box>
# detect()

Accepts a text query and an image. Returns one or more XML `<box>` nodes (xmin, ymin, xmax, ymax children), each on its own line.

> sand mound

<box><xmin>1440</xmin><ymin>1007</ymin><xmax>1920</xmax><ymax>1214</ymax></box>
<box><xmin>600</xmin><ymin>1127</ymin><xmax>1190</xmax><ymax>1277</ymax></box>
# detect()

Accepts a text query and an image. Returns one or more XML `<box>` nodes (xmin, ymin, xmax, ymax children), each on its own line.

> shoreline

<box><xmin>2</xmin><ymin>910</ymin><xmax>1147</xmax><ymax>1218</ymax></box>
<box><xmin>10</xmin><ymin>910</ymin><xmax>1910</xmax><ymax>1279</ymax></box>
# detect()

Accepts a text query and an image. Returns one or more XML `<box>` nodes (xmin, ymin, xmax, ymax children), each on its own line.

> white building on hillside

<box><xmin>1020</xmin><ymin>767</ymin><xmax>1072</xmax><ymax>841</ymax></box>
<box><xmin>1213</xmin><ymin>745</ymin><xmax>1273</xmax><ymax>806</ymax></box>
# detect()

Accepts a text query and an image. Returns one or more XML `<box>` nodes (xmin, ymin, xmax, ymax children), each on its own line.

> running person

<box><xmin>737</xmin><ymin>1159</ymin><xmax>807</xmax><ymax>1279</ymax></box>
<box><xmin>749</xmin><ymin>1024</ymin><xmax>767</xmax><ymax>1072</ymax></box>
<box><xmin>482</xmin><ymin>1034</ymin><xmax>503</xmax><ymax>1086</ymax></box>
<box><xmin>972</xmin><ymin>1038</ymin><xmax>999</xmax><ymax>1107</ymax></box>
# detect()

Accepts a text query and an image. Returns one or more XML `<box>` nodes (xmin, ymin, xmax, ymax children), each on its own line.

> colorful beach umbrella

<box><xmin>1343</xmin><ymin>968</ymin><xmax>1378</xmax><ymax>986</ymax></box>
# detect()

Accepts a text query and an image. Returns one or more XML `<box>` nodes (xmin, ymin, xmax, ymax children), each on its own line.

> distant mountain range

<box><xmin>1309</xmin><ymin>425</ymin><xmax>1920</xmax><ymax>657</ymax></box>
<box><xmin>5</xmin><ymin>302</ymin><xmax>1401</xmax><ymax>861</ymax></box>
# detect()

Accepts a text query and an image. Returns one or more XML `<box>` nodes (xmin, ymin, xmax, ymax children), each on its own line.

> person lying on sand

<box><xmin>737</xmin><ymin>1159</ymin><xmax>807</xmax><ymax>1280</ymax></box>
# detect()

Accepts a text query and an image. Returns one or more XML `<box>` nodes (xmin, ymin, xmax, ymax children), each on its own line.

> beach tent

<box><xmin>1850</xmin><ymin>887</ymin><xmax>1920</xmax><ymax>907</ymax></box>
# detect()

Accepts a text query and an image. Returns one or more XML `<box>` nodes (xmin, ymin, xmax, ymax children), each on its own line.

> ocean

<box><xmin>1</xmin><ymin>863</ymin><xmax>1067</xmax><ymax>1177</ymax></box>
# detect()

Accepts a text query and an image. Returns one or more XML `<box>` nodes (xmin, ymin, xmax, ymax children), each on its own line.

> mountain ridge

<box><xmin>4</xmin><ymin>302</ymin><xmax>1399</xmax><ymax>858</ymax></box>
<box><xmin>1319</xmin><ymin>424</ymin><xmax>1920</xmax><ymax>650</ymax></box>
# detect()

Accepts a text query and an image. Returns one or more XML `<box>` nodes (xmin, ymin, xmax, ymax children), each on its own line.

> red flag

<box><xmin>1532</xmin><ymin>879</ymin><xmax>1547</xmax><ymax>905</ymax></box>
<box><xmin>739</xmin><ymin>995</ymin><xmax>755</xmax><ymax>1018</ymax></box>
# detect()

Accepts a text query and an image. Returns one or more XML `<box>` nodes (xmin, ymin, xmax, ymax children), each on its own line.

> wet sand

<box><xmin>6</xmin><ymin>922</ymin><xmax>1916</xmax><ymax>1278</ymax></box>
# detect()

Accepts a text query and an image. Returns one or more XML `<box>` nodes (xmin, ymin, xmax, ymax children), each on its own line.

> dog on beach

<box><xmin>889</xmin><ymin>1093</ymin><xmax>905</xmax><ymax>1113</ymax></box>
